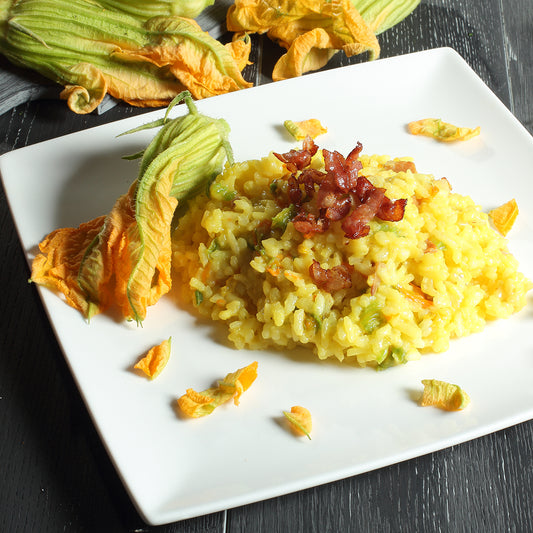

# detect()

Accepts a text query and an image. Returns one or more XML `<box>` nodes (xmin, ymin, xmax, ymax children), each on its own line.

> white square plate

<box><xmin>1</xmin><ymin>48</ymin><xmax>532</xmax><ymax>525</ymax></box>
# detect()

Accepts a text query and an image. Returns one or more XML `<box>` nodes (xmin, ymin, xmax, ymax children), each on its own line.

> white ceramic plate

<box><xmin>1</xmin><ymin>48</ymin><xmax>532</xmax><ymax>525</ymax></box>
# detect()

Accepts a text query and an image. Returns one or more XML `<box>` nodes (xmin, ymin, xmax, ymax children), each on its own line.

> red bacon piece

<box><xmin>323</xmin><ymin>149</ymin><xmax>359</xmax><ymax>192</ymax></box>
<box><xmin>341</xmin><ymin>186</ymin><xmax>385</xmax><ymax>239</ymax></box>
<box><xmin>292</xmin><ymin>211</ymin><xmax>330</xmax><ymax>236</ymax></box>
<box><xmin>298</xmin><ymin>168</ymin><xmax>324</xmax><ymax>198</ymax></box>
<box><xmin>274</xmin><ymin>136</ymin><xmax>319</xmax><ymax>172</ymax></box>
<box><xmin>320</xmin><ymin>192</ymin><xmax>352</xmax><ymax>221</ymax></box>
<box><xmin>346</xmin><ymin>142</ymin><xmax>364</xmax><ymax>170</ymax></box>
<box><xmin>287</xmin><ymin>175</ymin><xmax>303</xmax><ymax>205</ymax></box>
<box><xmin>376</xmin><ymin>196</ymin><xmax>408</xmax><ymax>221</ymax></box>
<box><xmin>302</xmin><ymin>135</ymin><xmax>319</xmax><ymax>156</ymax></box>
<box><xmin>277</xmin><ymin>139</ymin><xmax>407</xmax><ymax>240</ymax></box>
<box><xmin>384</xmin><ymin>160</ymin><xmax>416</xmax><ymax>173</ymax></box>
<box><xmin>309</xmin><ymin>260</ymin><xmax>354</xmax><ymax>292</ymax></box>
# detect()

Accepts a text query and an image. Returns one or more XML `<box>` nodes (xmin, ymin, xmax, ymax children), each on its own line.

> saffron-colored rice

<box><xmin>172</xmin><ymin>149</ymin><xmax>531</xmax><ymax>367</ymax></box>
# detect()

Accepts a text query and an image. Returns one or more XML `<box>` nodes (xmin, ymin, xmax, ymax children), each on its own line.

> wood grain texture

<box><xmin>500</xmin><ymin>0</ymin><xmax>533</xmax><ymax>133</ymax></box>
<box><xmin>0</xmin><ymin>1</ymin><xmax>531</xmax><ymax>532</ymax></box>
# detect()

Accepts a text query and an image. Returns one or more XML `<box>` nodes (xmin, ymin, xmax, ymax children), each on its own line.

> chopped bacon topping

<box><xmin>342</xmin><ymin>186</ymin><xmax>385</xmax><ymax>239</ymax></box>
<box><xmin>384</xmin><ymin>160</ymin><xmax>417</xmax><ymax>173</ymax></box>
<box><xmin>274</xmin><ymin>136</ymin><xmax>319</xmax><ymax>173</ymax></box>
<box><xmin>376</xmin><ymin>196</ymin><xmax>408</xmax><ymax>222</ymax></box>
<box><xmin>274</xmin><ymin>140</ymin><xmax>407</xmax><ymax>240</ymax></box>
<box><xmin>425</xmin><ymin>239</ymin><xmax>438</xmax><ymax>253</ymax></box>
<box><xmin>309</xmin><ymin>260</ymin><xmax>354</xmax><ymax>292</ymax></box>
<box><xmin>292</xmin><ymin>211</ymin><xmax>329</xmax><ymax>236</ymax></box>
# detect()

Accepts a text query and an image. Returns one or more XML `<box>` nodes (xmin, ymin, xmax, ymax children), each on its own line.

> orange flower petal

<box><xmin>407</xmin><ymin>118</ymin><xmax>480</xmax><ymax>142</ymax></box>
<box><xmin>225</xmin><ymin>32</ymin><xmax>253</xmax><ymax>71</ymax></box>
<box><xmin>420</xmin><ymin>379</ymin><xmax>470</xmax><ymax>411</ymax></box>
<box><xmin>177</xmin><ymin>361</ymin><xmax>258</xmax><ymax>417</ymax></box>
<box><xmin>30</xmin><ymin>215</ymin><xmax>106</xmax><ymax>317</ymax></box>
<box><xmin>489</xmin><ymin>199</ymin><xmax>519</xmax><ymax>236</ymax></box>
<box><xmin>284</xmin><ymin>119</ymin><xmax>327</xmax><ymax>140</ymax></box>
<box><xmin>398</xmin><ymin>283</ymin><xmax>433</xmax><ymax>309</ymax></box>
<box><xmin>134</xmin><ymin>337</ymin><xmax>172</xmax><ymax>379</ymax></box>
<box><xmin>283</xmin><ymin>405</ymin><xmax>312</xmax><ymax>439</ymax></box>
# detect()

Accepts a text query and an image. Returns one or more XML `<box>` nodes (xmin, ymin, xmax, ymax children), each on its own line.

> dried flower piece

<box><xmin>284</xmin><ymin>119</ymin><xmax>327</xmax><ymax>140</ymax></box>
<box><xmin>227</xmin><ymin>0</ymin><xmax>380</xmax><ymax>81</ymax></box>
<box><xmin>420</xmin><ymin>379</ymin><xmax>470</xmax><ymax>411</ymax></box>
<box><xmin>177</xmin><ymin>389</ymin><xmax>217</xmax><ymax>418</ymax></box>
<box><xmin>283</xmin><ymin>406</ymin><xmax>312</xmax><ymax>439</ymax></box>
<box><xmin>407</xmin><ymin>118</ymin><xmax>480</xmax><ymax>142</ymax></box>
<box><xmin>177</xmin><ymin>361</ymin><xmax>258</xmax><ymax>418</ymax></box>
<box><xmin>134</xmin><ymin>337</ymin><xmax>172</xmax><ymax>379</ymax></box>
<box><xmin>399</xmin><ymin>283</ymin><xmax>433</xmax><ymax>309</ymax></box>
<box><xmin>489</xmin><ymin>199</ymin><xmax>518</xmax><ymax>236</ymax></box>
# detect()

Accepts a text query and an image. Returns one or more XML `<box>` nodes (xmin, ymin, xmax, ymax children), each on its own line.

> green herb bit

<box><xmin>377</xmin><ymin>346</ymin><xmax>407</xmax><ymax>370</ymax></box>
<box><xmin>312</xmin><ymin>313</ymin><xmax>322</xmax><ymax>330</ymax></box>
<box><xmin>207</xmin><ymin>239</ymin><xmax>219</xmax><ymax>255</ymax></box>
<box><xmin>194</xmin><ymin>290</ymin><xmax>203</xmax><ymax>305</ymax></box>
<box><xmin>272</xmin><ymin>204</ymin><xmax>297</xmax><ymax>232</ymax></box>
<box><xmin>374</xmin><ymin>221</ymin><xmax>400</xmax><ymax>234</ymax></box>
<box><xmin>360</xmin><ymin>299</ymin><xmax>384</xmax><ymax>333</ymax></box>
<box><xmin>209</xmin><ymin>181</ymin><xmax>236</xmax><ymax>201</ymax></box>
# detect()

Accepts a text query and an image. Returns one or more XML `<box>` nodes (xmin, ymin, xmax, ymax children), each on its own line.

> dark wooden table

<box><xmin>1</xmin><ymin>1</ymin><xmax>532</xmax><ymax>531</ymax></box>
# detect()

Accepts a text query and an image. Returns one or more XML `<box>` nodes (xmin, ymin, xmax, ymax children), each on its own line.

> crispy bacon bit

<box><xmin>425</xmin><ymin>239</ymin><xmax>438</xmax><ymax>253</ymax></box>
<box><xmin>302</xmin><ymin>135</ymin><xmax>319</xmax><ymax>155</ymax></box>
<box><xmin>342</xmin><ymin>185</ymin><xmax>385</xmax><ymax>239</ymax></box>
<box><xmin>355</xmin><ymin>175</ymin><xmax>379</xmax><ymax>202</ymax></box>
<box><xmin>376</xmin><ymin>196</ymin><xmax>408</xmax><ymax>222</ymax></box>
<box><xmin>346</xmin><ymin>142</ymin><xmax>364</xmax><ymax>168</ymax></box>
<box><xmin>292</xmin><ymin>211</ymin><xmax>330</xmax><ymax>236</ymax></box>
<box><xmin>309</xmin><ymin>260</ymin><xmax>353</xmax><ymax>292</ymax></box>
<box><xmin>323</xmin><ymin>149</ymin><xmax>359</xmax><ymax>192</ymax></box>
<box><xmin>323</xmin><ymin>193</ymin><xmax>352</xmax><ymax>221</ymax></box>
<box><xmin>274</xmin><ymin>136</ymin><xmax>319</xmax><ymax>172</ymax></box>
<box><xmin>287</xmin><ymin>175</ymin><xmax>304</xmax><ymax>205</ymax></box>
<box><xmin>276</xmin><ymin>139</ymin><xmax>407</xmax><ymax>240</ymax></box>
<box><xmin>384</xmin><ymin>160</ymin><xmax>417</xmax><ymax>173</ymax></box>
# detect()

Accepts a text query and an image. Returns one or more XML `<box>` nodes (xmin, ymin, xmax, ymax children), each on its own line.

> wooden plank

<box><xmin>501</xmin><ymin>0</ymin><xmax>533</xmax><ymax>133</ymax></box>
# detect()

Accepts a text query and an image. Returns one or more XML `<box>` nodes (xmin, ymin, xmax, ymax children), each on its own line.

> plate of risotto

<box><xmin>1</xmin><ymin>47</ymin><xmax>532</xmax><ymax>525</ymax></box>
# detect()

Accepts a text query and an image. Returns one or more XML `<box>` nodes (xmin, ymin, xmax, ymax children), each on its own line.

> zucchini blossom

<box><xmin>0</xmin><ymin>0</ymin><xmax>251</xmax><ymax>113</ymax></box>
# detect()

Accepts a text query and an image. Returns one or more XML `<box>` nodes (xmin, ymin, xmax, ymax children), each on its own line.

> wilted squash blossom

<box><xmin>353</xmin><ymin>0</ymin><xmax>421</xmax><ymax>34</ymax></box>
<box><xmin>226</xmin><ymin>0</ymin><xmax>380</xmax><ymax>81</ymax></box>
<box><xmin>31</xmin><ymin>92</ymin><xmax>233</xmax><ymax>323</ymax></box>
<box><xmin>97</xmin><ymin>0</ymin><xmax>215</xmax><ymax>20</ymax></box>
<box><xmin>0</xmin><ymin>0</ymin><xmax>251</xmax><ymax>114</ymax></box>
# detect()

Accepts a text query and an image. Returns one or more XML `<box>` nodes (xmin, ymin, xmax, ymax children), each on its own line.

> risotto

<box><xmin>172</xmin><ymin>142</ymin><xmax>531</xmax><ymax>367</ymax></box>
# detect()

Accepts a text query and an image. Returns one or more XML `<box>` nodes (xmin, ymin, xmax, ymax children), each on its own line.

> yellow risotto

<box><xmin>172</xmin><ymin>147</ymin><xmax>531</xmax><ymax>367</ymax></box>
